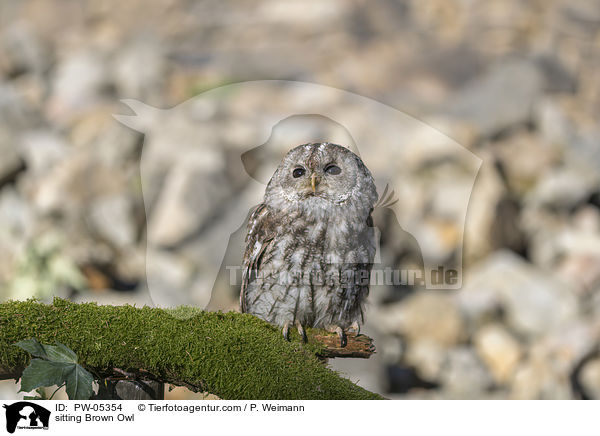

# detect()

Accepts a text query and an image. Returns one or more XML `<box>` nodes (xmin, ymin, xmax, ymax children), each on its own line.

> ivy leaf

<box><xmin>19</xmin><ymin>359</ymin><xmax>71</xmax><ymax>392</ymax></box>
<box><xmin>14</xmin><ymin>339</ymin><xmax>48</xmax><ymax>359</ymax></box>
<box><xmin>24</xmin><ymin>388</ymin><xmax>48</xmax><ymax>400</ymax></box>
<box><xmin>65</xmin><ymin>365</ymin><xmax>94</xmax><ymax>400</ymax></box>
<box><xmin>14</xmin><ymin>339</ymin><xmax>94</xmax><ymax>400</ymax></box>
<box><xmin>14</xmin><ymin>338</ymin><xmax>78</xmax><ymax>363</ymax></box>
<box><xmin>43</xmin><ymin>342</ymin><xmax>78</xmax><ymax>364</ymax></box>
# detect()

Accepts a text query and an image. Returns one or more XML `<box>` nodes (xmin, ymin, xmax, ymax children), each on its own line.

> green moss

<box><xmin>0</xmin><ymin>298</ymin><xmax>382</xmax><ymax>400</ymax></box>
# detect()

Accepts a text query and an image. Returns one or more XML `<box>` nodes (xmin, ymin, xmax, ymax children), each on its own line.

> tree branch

<box><xmin>312</xmin><ymin>332</ymin><xmax>376</xmax><ymax>358</ymax></box>
<box><xmin>0</xmin><ymin>298</ymin><xmax>381</xmax><ymax>400</ymax></box>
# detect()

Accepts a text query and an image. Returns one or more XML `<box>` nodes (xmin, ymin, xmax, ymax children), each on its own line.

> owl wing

<box><xmin>240</xmin><ymin>203</ymin><xmax>276</xmax><ymax>313</ymax></box>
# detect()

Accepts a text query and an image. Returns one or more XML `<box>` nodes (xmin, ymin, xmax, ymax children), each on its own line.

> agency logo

<box><xmin>2</xmin><ymin>402</ymin><xmax>50</xmax><ymax>433</ymax></box>
<box><xmin>114</xmin><ymin>80</ymin><xmax>482</xmax><ymax>312</ymax></box>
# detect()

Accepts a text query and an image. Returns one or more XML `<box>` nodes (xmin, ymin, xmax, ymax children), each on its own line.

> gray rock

<box><xmin>0</xmin><ymin>187</ymin><xmax>32</xmax><ymax>285</ymax></box>
<box><xmin>440</xmin><ymin>347</ymin><xmax>494</xmax><ymax>398</ymax></box>
<box><xmin>474</xmin><ymin>323</ymin><xmax>522</xmax><ymax>384</ymax></box>
<box><xmin>147</xmin><ymin>161</ymin><xmax>231</xmax><ymax>248</ymax></box>
<box><xmin>571</xmin><ymin>132</ymin><xmax>600</xmax><ymax>170</ymax></box>
<box><xmin>0</xmin><ymin>22</ymin><xmax>50</xmax><ymax>76</ymax></box>
<box><xmin>579</xmin><ymin>357</ymin><xmax>600</xmax><ymax>399</ymax></box>
<box><xmin>510</xmin><ymin>339</ymin><xmax>575</xmax><ymax>399</ymax></box>
<box><xmin>0</xmin><ymin>81</ymin><xmax>36</xmax><ymax>129</ymax></box>
<box><xmin>18</xmin><ymin>130</ymin><xmax>69</xmax><ymax>175</ymax></box>
<box><xmin>113</xmin><ymin>36</ymin><xmax>167</xmax><ymax>102</ymax></box>
<box><xmin>0</xmin><ymin>187</ymin><xmax>32</xmax><ymax>239</ymax></box>
<box><xmin>534</xmin><ymin>97</ymin><xmax>571</xmax><ymax>146</ymax></box>
<box><xmin>405</xmin><ymin>339</ymin><xmax>446</xmax><ymax>381</ymax></box>
<box><xmin>145</xmin><ymin>249</ymin><xmax>194</xmax><ymax>307</ymax></box>
<box><xmin>0</xmin><ymin>128</ymin><xmax>24</xmax><ymax>185</ymax></box>
<box><xmin>72</xmin><ymin>289</ymin><xmax>153</xmax><ymax>307</ymax></box>
<box><xmin>444</xmin><ymin>60</ymin><xmax>544</xmax><ymax>137</ymax></box>
<box><xmin>49</xmin><ymin>50</ymin><xmax>110</xmax><ymax>117</ymax></box>
<box><xmin>528</xmin><ymin>166</ymin><xmax>599</xmax><ymax>210</ymax></box>
<box><xmin>457</xmin><ymin>250</ymin><xmax>579</xmax><ymax>337</ymax></box>
<box><xmin>376</xmin><ymin>292</ymin><xmax>465</xmax><ymax>347</ymax></box>
<box><xmin>89</xmin><ymin>194</ymin><xmax>137</xmax><ymax>248</ymax></box>
<box><xmin>493</xmin><ymin>131</ymin><xmax>561</xmax><ymax>196</ymax></box>
<box><xmin>463</xmin><ymin>150</ymin><xmax>507</xmax><ymax>265</ymax></box>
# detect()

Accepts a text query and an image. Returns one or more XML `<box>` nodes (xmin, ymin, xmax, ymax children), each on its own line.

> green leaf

<box><xmin>65</xmin><ymin>364</ymin><xmax>94</xmax><ymax>400</ymax></box>
<box><xmin>15</xmin><ymin>338</ymin><xmax>94</xmax><ymax>399</ymax></box>
<box><xmin>19</xmin><ymin>359</ymin><xmax>72</xmax><ymax>393</ymax></box>
<box><xmin>15</xmin><ymin>338</ymin><xmax>78</xmax><ymax>363</ymax></box>
<box><xmin>14</xmin><ymin>338</ymin><xmax>48</xmax><ymax>359</ymax></box>
<box><xmin>44</xmin><ymin>342</ymin><xmax>78</xmax><ymax>363</ymax></box>
<box><xmin>35</xmin><ymin>387</ymin><xmax>49</xmax><ymax>400</ymax></box>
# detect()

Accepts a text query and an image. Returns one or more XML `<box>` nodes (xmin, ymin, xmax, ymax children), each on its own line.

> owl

<box><xmin>240</xmin><ymin>142</ymin><xmax>378</xmax><ymax>346</ymax></box>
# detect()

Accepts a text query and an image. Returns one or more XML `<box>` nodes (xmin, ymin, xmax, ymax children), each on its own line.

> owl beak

<box><xmin>311</xmin><ymin>173</ymin><xmax>320</xmax><ymax>193</ymax></box>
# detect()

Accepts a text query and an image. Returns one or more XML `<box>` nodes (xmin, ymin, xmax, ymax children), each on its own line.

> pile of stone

<box><xmin>0</xmin><ymin>0</ymin><xmax>599</xmax><ymax>399</ymax></box>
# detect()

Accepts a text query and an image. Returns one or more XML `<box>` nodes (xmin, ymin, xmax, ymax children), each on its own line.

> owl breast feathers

<box><xmin>240</xmin><ymin>142</ymin><xmax>378</xmax><ymax>342</ymax></box>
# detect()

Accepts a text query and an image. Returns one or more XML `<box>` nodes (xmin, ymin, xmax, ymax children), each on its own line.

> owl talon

<box><xmin>282</xmin><ymin>321</ymin><xmax>292</xmax><ymax>341</ymax></box>
<box><xmin>348</xmin><ymin>321</ymin><xmax>361</xmax><ymax>337</ymax></box>
<box><xmin>338</xmin><ymin>328</ymin><xmax>347</xmax><ymax>348</ymax></box>
<box><xmin>296</xmin><ymin>321</ymin><xmax>308</xmax><ymax>343</ymax></box>
<box><xmin>327</xmin><ymin>325</ymin><xmax>347</xmax><ymax>348</ymax></box>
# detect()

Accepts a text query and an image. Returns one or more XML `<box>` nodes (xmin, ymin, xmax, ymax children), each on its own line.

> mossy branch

<box><xmin>0</xmin><ymin>298</ymin><xmax>382</xmax><ymax>400</ymax></box>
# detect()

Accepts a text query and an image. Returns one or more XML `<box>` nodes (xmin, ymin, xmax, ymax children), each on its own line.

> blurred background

<box><xmin>1</xmin><ymin>0</ymin><xmax>600</xmax><ymax>399</ymax></box>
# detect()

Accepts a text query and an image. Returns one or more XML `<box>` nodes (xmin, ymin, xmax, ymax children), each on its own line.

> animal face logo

<box><xmin>3</xmin><ymin>402</ymin><xmax>51</xmax><ymax>433</ymax></box>
<box><xmin>114</xmin><ymin>80</ymin><xmax>481</xmax><ymax>312</ymax></box>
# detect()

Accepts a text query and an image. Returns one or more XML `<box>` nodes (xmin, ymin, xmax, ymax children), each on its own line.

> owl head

<box><xmin>264</xmin><ymin>142</ymin><xmax>378</xmax><ymax>216</ymax></box>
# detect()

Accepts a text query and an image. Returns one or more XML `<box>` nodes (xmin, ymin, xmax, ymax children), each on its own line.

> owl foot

<box><xmin>282</xmin><ymin>321</ymin><xmax>292</xmax><ymax>341</ymax></box>
<box><xmin>282</xmin><ymin>320</ymin><xmax>308</xmax><ymax>343</ymax></box>
<box><xmin>296</xmin><ymin>320</ymin><xmax>308</xmax><ymax>343</ymax></box>
<box><xmin>326</xmin><ymin>325</ymin><xmax>347</xmax><ymax>348</ymax></box>
<box><xmin>348</xmin><ymin>321</ymin><xmax>361</xmax><ymax>336</ymax></box>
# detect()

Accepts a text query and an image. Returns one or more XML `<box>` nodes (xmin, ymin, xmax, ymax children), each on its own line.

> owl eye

<box><xmin>292</xmin><ymin>167</ymin><xmax>306</xmax><ymax>178</ymax></box>
<box><xmin>324</xmin><ymin>164</ymin><xmax>341</xmax><ymax>175</ymax></box>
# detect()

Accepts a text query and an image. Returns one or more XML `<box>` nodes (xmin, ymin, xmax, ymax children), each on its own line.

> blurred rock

<box><xmin>145</xmin><ymin>250</ymin><xmax>194</xmax><ymax>306</ymax></box>
<box><xmin>511</xmin><ymin>318</ymin><xmax>598</xmax><ymax>398</ymax></box>
<box><xmin>0</xmin><ymin>81</ymin><xmax>37</xmax><ymax>128</ymax></box>
<box><xmin>0</xmin><ymin>22</ymin><xmax>51</xmax><ymax>77</ymax></box>
<box><xmin>579</xmin><ymin>357</ymin><xmax>600</xmax><ymax>400</ymax></box>
<box><xmin>474</xmin><ymin>323</ymin><xmax>522</xmax><ymax>384</ymax></box>
<box><xmin>528</xmin><ymin>166</ymin><xmax>599</xmax><ymax>210</ymax></box>
<box><xmin>0</xmin><ymin>187</ymin><xmax>32</xmax><ymax>287</ymax></box>
<box><xmin>148</xmin><ymin>161</ymin><xmax>231</xmax><ymax>248</ymax></box>
<box><xmin>0</xmin><ymin>0</ymin><xmax>599</xmax><ymax>400</ymax></box>
<box><xmin>510</xmin><ymin>344</ymin><xmax>572</xmax><ymax>400</ymax></box>
<box><xmin>556</xmin><ymin>254</ymin><xmax>600</xmax><ymax>296</ymax></box>
<box><xmin>457</xmin><ymin>250</ymin><xmax>579</xmax><ymax>336</ymax></box>
<box><xmin>377</xmin><ymin>292</ymin><xmax>465</xmax><ymax>347</ymax></box>
<box><xmin>534</xmin><ymin>97</ymin><xmax>571</xmax><ymax>146</ymax></box>
<box><xmin>405</xmin><ymin>339</ymin><xmax>445</xmax><ymax>381</ymax></box>
<box><xmin>113</xmin><ymin>36</ymin><xmax>167</xmax><ymax>103</ymax></box>
<box><xmin>89</xmin><ymin>194</ymin><xmax>137</xmax><ymax>248</ymax></box>
<box><xmin>48</xmin><ymin>50</ymin><xmax>111</xmax><ymax>120</ymax></box>
<box><xmin>493</xmin><ymin>131</ymin><xmax>561</xmax><ymax>196</ymax></box>
<box><xmin>18</xmin><ymin>130</ymin><xmax>69</xmax><ymax>175</ymax></box>
<box><xmin>444</xmin><ymin>60</ymin><xmax>544</xmax><ymax>138</ymax></box>
<box><xmin>0</xmin><ymin>129</ymin><xmax>24</xmax><ymax>185</ymax></box>
<box><xmin>463</xmin><ymin>150</ymin><xmax>506</xmax><ymax>264</ymax></box>
<box><xmin>440</xmin><ymin>347</ymin><xmax>494</xmax><ymax>398</ymax></box>
<box><xmin>72</xmin><ymin>289</ymin><xmax>153</xmax><ymax>307</ymax></box>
